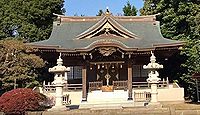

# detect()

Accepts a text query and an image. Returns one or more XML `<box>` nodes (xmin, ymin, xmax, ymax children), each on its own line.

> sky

<box><xmin>64</xmin><ymin>0</ymin><xmax>144</xmax><ymax>16</ymax></box>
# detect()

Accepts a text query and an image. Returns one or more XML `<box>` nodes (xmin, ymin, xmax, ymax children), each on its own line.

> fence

<box><xmin>43</xmin><ymin>77</ymin><xmax>169</xmax><ymax>93</ymax></box>
<box><xmin>63</xmin><ymin>84</ymin><xmax>82</xmax><ymax>91</ymax></box>
<box><xmin>134</xmin><ymin>91</ymin><xmax>151</xmax><ymax>102</ymax></box>
<box><xmin>113</xmin><ymin>80</ymin><xmax>128</xmax><ymax>90</ymax></box>
<box><xmin>63</xmin><ymin>94</ymin><xmax>71</xmax><ymax>105</ymax></box>
<box><xmin>43</xmin><ymin>81</ymin><xmax>82</xmax><ymax>93</ymax></box>
<box><xmin>89</xmin><ymin>81</ymin><xmax>103</xmax><ymax>91</ymax></box>
<box><xmin>132</xmin><ymin>77</ymin><xmax>169</xmax><ymax>89</ymax></box>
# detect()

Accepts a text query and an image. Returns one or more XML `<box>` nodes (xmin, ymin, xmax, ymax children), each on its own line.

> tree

<box><xmin>140</xmin><ymin>0</ymin><xmax>200</xmax><ymax>101</ymax></box>
<box><xmin>96</xmin><ymin>9</ymin><xmax>104</xmax><ymax>16</ymax></box>
<box><xmin>123</xmin><ymin>1</ymin><xmax>138</xmax><ymax>16</ymax></box>
<box><xmin>0</xmin><ymin>39</ymin><xmax>45</xmax><ymax>92</ymax></box>
<box><xmin>0</xmin><ymin>88</ymin><xmax>48</xmax><ymax>115</ymax></box>
<box><xmin>0</xmin><ymin>0</ymin><xmax>65</xmax><ymax>42</ymax></box>
<box><xmin>139</xmin><ymin>0</ymin><xmax>159</xmax><ymax>15</ymax></box>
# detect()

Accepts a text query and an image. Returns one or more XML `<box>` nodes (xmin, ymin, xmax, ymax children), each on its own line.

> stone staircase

<box><xmin>87</xmin><ymin>90</ymin><xmax>128</xmax><ymax>104</ymax></box>
<box><xmin>79</xmin><ymin>90</ymin><xmax>145</xmax><ymax>109</ymax></box>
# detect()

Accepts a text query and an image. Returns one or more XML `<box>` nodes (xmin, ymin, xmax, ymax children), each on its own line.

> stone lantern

<box><xmin>49</xmin><ymin>53</ymin><xmax>70</xmax><ymax>109</ymax></box>
<box><xmin>143</xmin><ymin>51</ymin><xmax>163</xmax><ymax>104</ymax></box>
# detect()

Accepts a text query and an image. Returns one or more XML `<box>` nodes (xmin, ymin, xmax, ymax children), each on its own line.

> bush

<box><xmin>0</xmin><ymin>88</ymin><xmax>48</xmax><ymax>115</ymax></box>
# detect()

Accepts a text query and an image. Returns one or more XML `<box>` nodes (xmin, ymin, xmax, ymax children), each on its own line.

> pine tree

<box><xmin>123</xmin><ymin>1</ymin><xmax>138</xmax><ymax>16</ymax></box>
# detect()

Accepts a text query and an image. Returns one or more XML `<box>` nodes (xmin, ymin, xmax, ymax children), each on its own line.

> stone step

<box><xmin>87</xmin><ymin>90</ymin><xmax>128</xmax><ymax>102</ymax></box>
<box><xmin>85</xmin><ymin>90</ymin><xmax>139</xmax><ymax>108</ymax></box>
<box><xmin>79</xmin><ymin>101</ymin><xmax>146</xmax><ymax>109</ymax></box>
<box><xmin>87</xmin><ymin>99</ymin><xmax>128</xmax><ymax>103</ymax></box>
<box><xmin>87</xmin><ymin>100</ymin><xmax>128</xmax><ymax>105</ymax></box>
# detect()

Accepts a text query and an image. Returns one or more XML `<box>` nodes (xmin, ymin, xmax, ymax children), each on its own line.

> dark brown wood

<box><xmin>113</xmin><ymin>80</ymin><xmax>128</xmax><ymax>90</ymax></box>
<box><xmin>82</xmin><ymin>65</ymin><xmax>87</xmax><ymax>101</ymax></box>
<box><xmin>89</xmin><ymin>81</ymin><xmax>103</xmax><ymax>91</ymax></box>
<box><xmin>128</xmin><ymin>63</ymin><xmax>133</xmax><ymax>100</ymax></box>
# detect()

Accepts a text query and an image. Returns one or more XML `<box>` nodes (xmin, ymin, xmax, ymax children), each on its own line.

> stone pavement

<box><xmin>14</xmin><ymin>102</ymin><xmax>200</xmax><ymax>115</ymax></box>
<box><xmin>42</xmin><ymin>107</ymin><xmax>171</xmax><ymax>115</ymax></box>
<box><xmin>25</xmin><ymin>103</ymin><xmax>200</xmax><ymax>115</ymax></box>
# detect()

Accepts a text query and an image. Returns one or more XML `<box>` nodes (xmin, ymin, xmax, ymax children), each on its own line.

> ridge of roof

<box><xmin>54</xmin><ymin>14</ymin><xmax>157</xmax><ymax>23</ymax></box>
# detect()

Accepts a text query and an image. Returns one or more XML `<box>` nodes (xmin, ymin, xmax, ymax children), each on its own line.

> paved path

<box><xmin>25</xmin><ymin>102</ymin><xmax>200</xmax><ymax>115</ymax></box>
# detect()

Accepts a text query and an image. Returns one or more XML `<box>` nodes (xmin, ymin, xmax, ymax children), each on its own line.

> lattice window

<box><xmin>141</xmin><ymin>67</ymin><xmax>148</xmax><ymax>77</ymax></box>
<box><xmin>132</xmin><ymin>65</ymin><xmax>148</xmax><ymax>78</ymax></box>
<box><xmin>133</xmin><ymin>65</ymin><xmax>140</xmax><ymax>78</ymax></box>
<box><xmin>67</xmin><ymin>66</ymin><xmax>82</xmax><ymax>79</ymax></box>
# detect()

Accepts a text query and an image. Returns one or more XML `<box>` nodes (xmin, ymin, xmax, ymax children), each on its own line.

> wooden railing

<box><xmin>113</xmin><ymin>80</ymin><xmax>128</xmax><ymax>90</ymax></box>
<box><xmin>132</xmin><ymin>77</ymin><xmax>169</xmax><ymax>89</ymax></box>
<box><xmin>64</xmin><ymin>84</ymin><xmax>82</xmax><ymax>91</ymax></box>
<box><xmin>43</xmin><ymin>84</ymin><xmax>56</xmax><ymax>93</ymax></box>
<box><xmin>134</xmin><ymin>91</ymin><xmax>151</xmax><ymax>102</ymax></box>
<box><xmin>89</xmin><ymin>81</ymin><xmax>103</xmax><ymax>92</ymax></box>
<box><xmin>63</xmin><ymin>94</ymin><xmax>71</xmax><ymax>105</ymax></box>
<box><xmin>158</xmin><ymin>78</ymin><xmax>169</xmax><ymax>88</ymax></box>
<box><xmin>43</xmin><ymin>81</ymin><xmax>82</xmax><ymax>93</ymax></box>
<box><xmin>43</xmin><ymin>77</ymin><xmax>169</xmax><ymax>92</ymax></box>
<box><xmin>132</xmin><ymin>82</ymin><xmax>150</xmax><ymax>88</ymax></box>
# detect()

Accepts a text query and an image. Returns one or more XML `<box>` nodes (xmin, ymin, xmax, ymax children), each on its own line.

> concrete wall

<box><xmin>64</xmin><ymin>91</ymin><xmax>82</xmax><ymax>105</ymax></box>
<box><xmin>157</xmin><ymin>87</ymin><xmax>184</xmax><ymax>101</ymax></box>
<box><xmin>45</xmin><ymin>91</ymin><xmax>82</xmax><ymax>105</ymax></box>
<box><xmin>64</xmin><ymin>86</ymin><xmax>184</xmax><ymax>104</ymax></box>
<box><xmin>133</xmin><ymin>84</ymin><xmax>184</xmax><ymax>102</ymax></box>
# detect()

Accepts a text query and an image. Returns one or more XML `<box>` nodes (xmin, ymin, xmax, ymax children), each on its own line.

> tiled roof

<box><xmin>31</xmin><ymin>13</ymin><xmax>183</xmax><ymax>52</ymax></box>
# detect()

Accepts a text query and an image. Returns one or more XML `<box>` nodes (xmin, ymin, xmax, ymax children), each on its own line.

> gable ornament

<box><xmin>98</xmin><ymin>47</ymin><xmax>116</xmax><ymax>56</ymax></box>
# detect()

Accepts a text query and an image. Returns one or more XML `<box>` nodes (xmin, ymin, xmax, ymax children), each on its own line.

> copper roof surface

<box><xmin>31</xmin><ymin>12</ymin><xmax>184</xmax><ymax>52</ymax></box>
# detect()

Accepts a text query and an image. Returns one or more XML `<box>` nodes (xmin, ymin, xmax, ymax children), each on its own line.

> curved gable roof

<box><xmin>31</xmin><ymin>13</ymin><xmax>183</xmax><ymax>52</ymax></box>
<box><xmin>76</xmin><ymin>14</ymin><xmax>139</xmax><ymax>39</ymax></box>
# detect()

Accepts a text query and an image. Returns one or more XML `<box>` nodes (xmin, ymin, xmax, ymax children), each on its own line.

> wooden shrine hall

<box><xmin>31</xmin><ymin>10</ymin><xmax>184</xmax><ymax>103</ymax></box>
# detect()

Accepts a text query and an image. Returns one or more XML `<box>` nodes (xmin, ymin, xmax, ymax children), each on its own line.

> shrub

<box><xmin>0</xmin><ymin>88</ymin><xmax>48</xmax><ymax>115</ymax></box>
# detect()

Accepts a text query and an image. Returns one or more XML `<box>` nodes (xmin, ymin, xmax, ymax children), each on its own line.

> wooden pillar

<box><xmin>82</xmin><ymin>65</ymin><xmax>87</xmax><ymax>102</ymax></box>
<box><xmin>128</xmin><ymin>63</ymin><xmax>133</xmax><ymax>100</ymax></box>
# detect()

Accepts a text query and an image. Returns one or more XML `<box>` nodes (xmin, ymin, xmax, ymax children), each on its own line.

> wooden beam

<box><xmin>128</xmin><ymin>63</ymin><xmax>133</xmax><ymax>100</ymax></box>
<box><xmin>90</xmin><ymin>61</ymin><xmax>124</xmax><ymax>65</ymax></box>
<box><xmin>82</xmin><ymin>65</ymin><xmax>87</xmax><ymax>102</ymax></box>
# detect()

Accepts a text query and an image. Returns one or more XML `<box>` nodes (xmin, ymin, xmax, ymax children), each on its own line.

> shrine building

<box><xmin>31</xmin><ymin>10</ymin><xmax>184</xmax><ymax>106</ymax></box>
